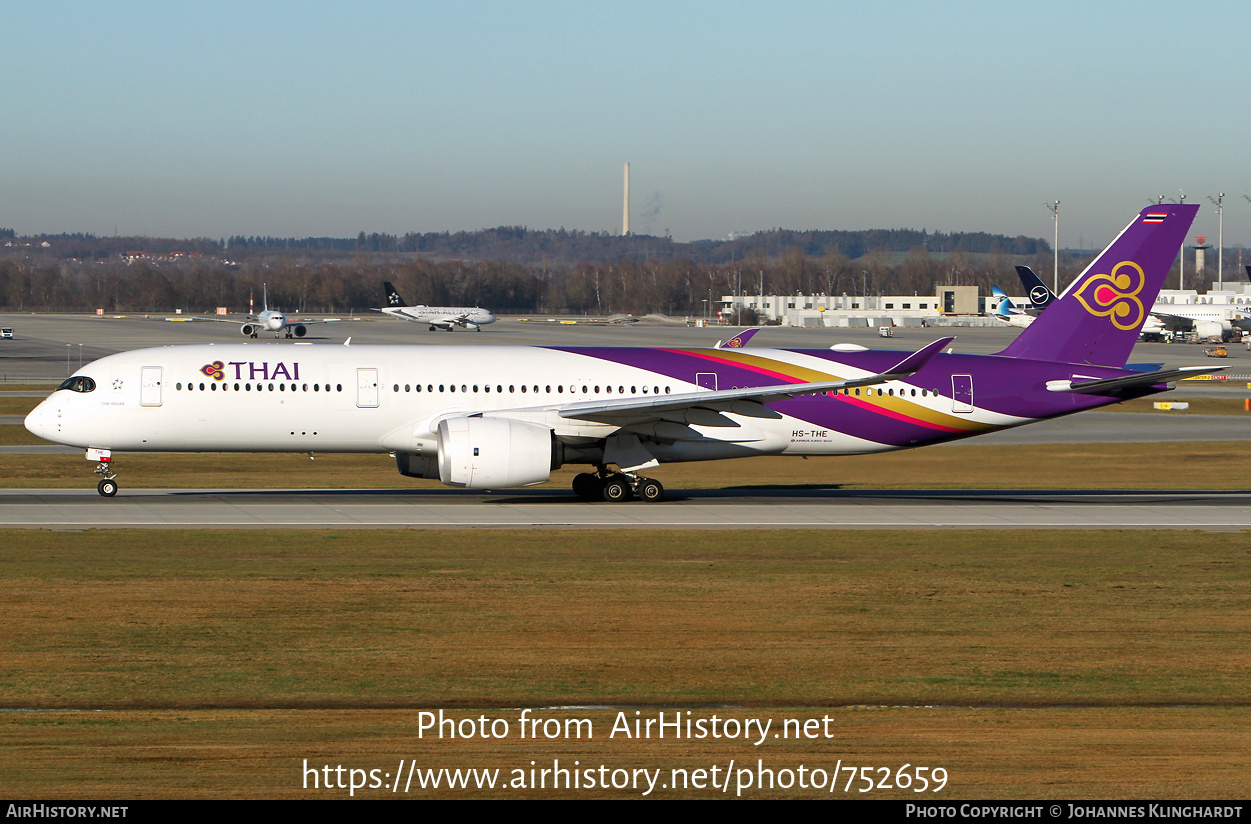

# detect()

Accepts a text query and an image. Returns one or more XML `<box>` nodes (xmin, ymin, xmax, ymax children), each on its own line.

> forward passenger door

<box><xmin>357</xmin><ymin>368</ymin><xmax>379</xmax><ymax>408</ymax></box>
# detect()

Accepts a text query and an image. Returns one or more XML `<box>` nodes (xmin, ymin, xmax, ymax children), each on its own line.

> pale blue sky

<box><xmin>3</xmin><ymin>1</ymin><xmax>1249</xmax><ymax>246</ymax></box>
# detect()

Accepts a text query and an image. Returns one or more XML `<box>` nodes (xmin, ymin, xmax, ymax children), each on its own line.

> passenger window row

<box><xmin>176</xmin><ymin>382</ymin><xmax>344</xmax><ymax>392</ymax></box>
<box><xmin>836</xmin><ymin>387</ymin><xmax>935</xmax><ymax>397</ymax></box>
<box><xmin>390</xmin><ymin>383</ymin><xmax>672</xmax><ymax>396</ymax></box>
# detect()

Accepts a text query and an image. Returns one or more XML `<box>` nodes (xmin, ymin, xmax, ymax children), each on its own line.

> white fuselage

<box><xmin>23</xmin><ymin>343</ymin><xmax>1025</xmax><ymax>466</ymax></box>
<box><xmin>256</xmin><ymin>310</ymin><xmax>288</xmax><ymax>331</ymax></box>
<box><xmin>382</xmin><ymin>306</ymin><xmax>497</xmax><ymax>330</ymax></box>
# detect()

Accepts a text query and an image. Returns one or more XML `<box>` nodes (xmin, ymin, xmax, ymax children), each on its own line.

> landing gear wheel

<box><xmin>636</xmin><ymin>478</ymin><xmax>665</xmax><ymax>503</ymax></box>
<box><xmin>97</xmin><ymin>478</ymin><xmax>118</xmax><ymax>497</ymax></box>
<box><xmin>572</xmin><ymin>473</ymin><xmax>602</xmax><ymax>500</ymax></box>
<box><xmin>601</xmin><ymin>476</ymin><xmax>631</xmax><ymax>502</ymax></box>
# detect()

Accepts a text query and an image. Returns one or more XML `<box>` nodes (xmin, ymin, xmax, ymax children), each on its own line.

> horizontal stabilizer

<box><xmin>1045</xmin><ymin>366</ymin><xmax>1225</xmax><ymax>395</ymax></box>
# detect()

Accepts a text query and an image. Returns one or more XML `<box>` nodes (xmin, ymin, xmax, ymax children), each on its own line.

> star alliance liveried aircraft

<box><xmin>378</xmin><ymin>282</ymin><xmax>497</xmax><ymax>331</ymax></box>
<box><xmin>28</xmin><ymin>205</ymin><xmax>1217</xmax><ymax>501</ymax></box>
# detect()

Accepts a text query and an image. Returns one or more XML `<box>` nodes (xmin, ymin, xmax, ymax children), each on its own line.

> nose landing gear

<box><xmin>92</xmin><ymin>452</ymin><xmax>119</xmax><ymax>497</ymax></box>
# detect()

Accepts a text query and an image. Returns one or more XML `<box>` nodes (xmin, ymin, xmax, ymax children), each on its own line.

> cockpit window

<box><xmin>57</xmin><ymin>376</ymin><xmax>96</xmax><ymax>393</ymax></box>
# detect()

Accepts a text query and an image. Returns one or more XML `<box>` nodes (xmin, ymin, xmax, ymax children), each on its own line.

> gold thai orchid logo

<box><xmin>199</xmin><ymin>361</ymin><xmax>225</xmax><ymax>381</ymax></box>
<box><xmin>1073</xmin><ymin>261</ymin><xmax>1146</xmax><ymax>331</ymax></box>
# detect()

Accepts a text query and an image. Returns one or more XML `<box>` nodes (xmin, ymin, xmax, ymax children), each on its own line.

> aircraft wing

<box><xmin>1045</xmin><ymin>366</ymin><xmax>1225</xmax><ymax>395</ymax></box>
<box><xmin>164</xmin><ymin>316</ymin><xmax>339</xmax><ymax>324</ymax></box>
<box><xmin>1147</xmin><ymin>312</ymin><xmax>1196</xmax><ymax>332</ymax></box>
<box><xmin>556</xmin><ymin>337</ymin><xmax>954</xmax><ymax>425</ymax></box>
<box><xmin>165</xmin><ymin>317</ymin><xmax>257</xmax><ymax>325</ymax></box>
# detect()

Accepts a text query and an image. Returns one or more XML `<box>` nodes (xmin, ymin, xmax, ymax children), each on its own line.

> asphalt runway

<box><xmin>2</xmin><ymin>487</ymin><xmax>1249</xmax><ymax>530</ymax></box>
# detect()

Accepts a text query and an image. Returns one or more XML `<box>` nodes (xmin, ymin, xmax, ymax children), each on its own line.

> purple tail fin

<box><xmin>998</xmin><ymin>204</ymin><xmax>1197</xmax><ymax>367</ymax></box>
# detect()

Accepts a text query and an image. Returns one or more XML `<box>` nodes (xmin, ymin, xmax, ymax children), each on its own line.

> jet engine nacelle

<box><xmin>436</xmin><ymin>417</ymin><xmax>555</xmax><ymax>488</ymax></box>
<box><xmin>240</xmin><ymin>324</ymin><xmax>257</xmax><ymax>337</ymax></box>
<box><xmin>1193</xmin><ymin>320</ymin><xmax>1230</xmax><ymax>339</ymax></box>
<box><xmin>291</xmin><ymin>324</ymin><xmax>307</xmax><ymax>337</ymax></box>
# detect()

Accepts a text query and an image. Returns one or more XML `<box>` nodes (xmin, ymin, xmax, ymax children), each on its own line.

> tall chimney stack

<box><xmin>622</xmin><ymin>162</ymin><xmax>630</xmax><ymax>236</ymax></box>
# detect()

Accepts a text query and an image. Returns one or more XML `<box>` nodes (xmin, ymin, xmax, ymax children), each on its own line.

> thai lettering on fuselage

<box><xmin>231</xmin><ymin>361</ymin><xmax>299</xmax><ymax>381</ymax></box>
<box><xmin>199</xmin><ymin>361</ymin><xmax>302</xmax><ymax>382</ymax></box>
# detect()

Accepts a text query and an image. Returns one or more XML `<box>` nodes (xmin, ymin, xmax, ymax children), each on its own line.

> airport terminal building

<box><xmin>720</xmin><ymin>279</ymin><xmax>1251</xmax><ymax>329</ymax></box>
<box><xmin>719</xmin><ymin>286</ymin><xmax>992</xmax><ymax>327</ymax></box>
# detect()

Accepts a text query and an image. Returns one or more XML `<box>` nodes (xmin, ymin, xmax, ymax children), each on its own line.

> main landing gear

<box><xmin>572</xmin><ymin>468</ymin><xmax>665</xmax><ymax>503</ymax></box>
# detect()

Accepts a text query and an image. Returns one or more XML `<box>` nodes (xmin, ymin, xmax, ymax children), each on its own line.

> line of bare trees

<box><xmin>0</xmin><ymin>247</ymin><xmax>1089</xmax><ymax>316</ymax></box>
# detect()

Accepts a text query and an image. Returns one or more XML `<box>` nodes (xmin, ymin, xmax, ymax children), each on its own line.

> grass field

<box><xmin>3</xmin><ymin>392</ymin><xmax>1249</xmax><ymax>798</ymax></box>
<box><xmin>1</xmin><ymin>529</ymin><xmax>1248</xmax><ymax>798</ymax></box>
<box><xmin>0</xmin><ymin>397</ymin><xmax>40</xmax><ymax>415</ymax></box>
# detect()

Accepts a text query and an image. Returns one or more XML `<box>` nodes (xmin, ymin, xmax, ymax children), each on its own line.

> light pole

<box><xmin>1208</xmin><ymin>193</ymin><xmax>1224</xmax><ymax>290</ymax></box>
<box><xmin>1045</xmin><ymin>201</ymin><xmax>1059</xmax><ymax>293</ymax></box>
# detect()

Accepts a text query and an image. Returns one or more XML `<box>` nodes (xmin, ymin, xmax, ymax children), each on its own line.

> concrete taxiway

<box><xmin>2</xmin><ymin>488</ymin><xmax>1249</xmax><ymax>530</ymax></box>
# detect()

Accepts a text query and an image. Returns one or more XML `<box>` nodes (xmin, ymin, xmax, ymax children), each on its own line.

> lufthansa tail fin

<box><xmin>998</xmin><ymin>205</ymin><xmax>1197</xmax><ymax>367</ymax></box>
<box><xmin>1014</xmin><ymin>266</ymin><xmax>1058</xmax><ymax>311</ymax></box>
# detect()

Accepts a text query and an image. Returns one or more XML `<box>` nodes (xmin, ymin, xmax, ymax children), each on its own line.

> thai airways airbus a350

<box><xmin>28</xmin><ymin>205</ymin><xmax>1216</xmax><ymax>501</ymax></box>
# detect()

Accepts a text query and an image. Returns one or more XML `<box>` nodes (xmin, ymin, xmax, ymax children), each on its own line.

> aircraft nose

<box><xmin>24</xmin><ymin>401</ymin><xmax>56</xmax><ymax>442</ymax></box>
